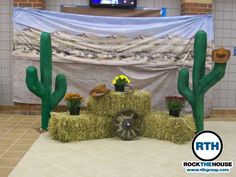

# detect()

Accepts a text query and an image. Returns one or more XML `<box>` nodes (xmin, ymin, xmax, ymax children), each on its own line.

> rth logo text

<box><xmin>196</xmin><ymin>142</ymin><xmax>219</xmax><ymax>151</ymax></box>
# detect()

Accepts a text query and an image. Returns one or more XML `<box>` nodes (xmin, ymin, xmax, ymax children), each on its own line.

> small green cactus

<box><xmin>178</xmin><ymin>30</ymin><xmax>230</xmax><ymax>133</ymax></box>
<box><xmin>26</xmin><ymin>32</ymin><xmax>67</xmax><ymax>130</ymax></box>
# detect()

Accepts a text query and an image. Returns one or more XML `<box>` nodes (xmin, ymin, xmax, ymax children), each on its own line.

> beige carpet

<box><xmin>8</xmin><ymin>121</ymin><xmax>236</xmax><ymax>177</ymax></box>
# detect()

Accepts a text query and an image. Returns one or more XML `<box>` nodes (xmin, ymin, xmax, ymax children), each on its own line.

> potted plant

<box><xmin>165</xmin><ymin>96</ymin><xmax>185</xmax><ymax>117</ymax></box>
<box><xmin>64</xmin><ymin>93</ymin><xmax>83</xmax><ymax>115</ymax></box>
<box><xmin>112</xmin><ymin>75</ymin><xmax>131</xmax><ymax>92</ymax></box>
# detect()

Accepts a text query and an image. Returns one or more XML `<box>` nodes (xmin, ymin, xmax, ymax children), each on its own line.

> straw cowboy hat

<box><xmin>89</xmin><ymin>84</ymin><xmax>110</xmax><ymax>97</ymax></box>
<box><xmin>212</xmin><ymin>48</ymin><xmax>230</xmax><ymax>64</ymax></box>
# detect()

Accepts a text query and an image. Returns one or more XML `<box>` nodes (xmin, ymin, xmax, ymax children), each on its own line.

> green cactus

<box><xmin>178</xmin><ymin>30</ymin><xmax>229</xmax><ymax>133</ymax></box>
<box><xmin>26</xmin><ymin>32</ymin><xmax>67</xmax><ymax>130</ymax></box>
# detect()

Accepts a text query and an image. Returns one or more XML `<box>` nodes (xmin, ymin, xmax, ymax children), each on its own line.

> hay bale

<box><xmin>143</xmin><ymin>112</ymin><xmax>196</xmax><ymax>144</ymax></box>
<box><xmin>48</xmin><ymin>111</ymin><xmax>113</xmax><ymax>142</ymax></box>
<box><xmin>87</xmin><ymin>90</ymin><xmax>151</xmax><ymax>117</ymax></box>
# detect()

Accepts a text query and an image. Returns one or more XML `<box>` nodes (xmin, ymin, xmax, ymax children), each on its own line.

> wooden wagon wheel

<box><xmin>113</xmin><ymin>109</ymin><xmax>143</xmax><ymax>140</ymax></box>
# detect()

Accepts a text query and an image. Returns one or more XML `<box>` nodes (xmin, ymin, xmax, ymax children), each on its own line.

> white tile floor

<box><xmin>8</xmin><ymin>121</ymin><xmax>236</xmax><ymax>177</ymax></box>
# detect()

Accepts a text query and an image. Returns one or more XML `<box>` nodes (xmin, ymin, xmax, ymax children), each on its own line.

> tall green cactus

<box><xmin>26</xmin><ymin>32</ymin><xmax>67</xmax><ymax>130</ymax></box>
<box><xmin>178</xmin><ymin>30</ymin><xmax>230</xmax><ymax>133</ymax></box>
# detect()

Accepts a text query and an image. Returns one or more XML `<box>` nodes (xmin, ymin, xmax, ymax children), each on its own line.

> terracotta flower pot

<box><xmin>69</xmin><ymin>107</ymin><xmax>81</xmax><ymax>115</ymax></box>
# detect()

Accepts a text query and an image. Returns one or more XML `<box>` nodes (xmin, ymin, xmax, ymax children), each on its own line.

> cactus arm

<box><xmin>178</xmin><ymin>68</ymin><xmax>194</xmax><ymax>106</ymax></box>
<box><xmin>40</xmin><ymin>32</ymin><xmax>52</xmax><ymax>92</ymax></box>
<box><xmin>51</xmin><ymin>74</ymin><xmax>67</xmax><ymax>109</ymax></box>
<box><xmin>192</xmin><ymin>30</ymin><xmax>207</xmax><ymax>92</ymax></box>
<box><xmin>26</xmin><ymin>66</ymin><xmax>44</xmax><ymax>97</ymax></box>
<box><xmin>199</xmin><ymin>63</ymin><xmax>227</xmax><ymax>94</ymax></box>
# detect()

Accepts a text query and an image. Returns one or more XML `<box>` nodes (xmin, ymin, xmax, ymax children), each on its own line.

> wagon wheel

<box><xmin>113</xmin><ymin>109</ymin><xmax>143</xmax><ymax>140</ymax></box>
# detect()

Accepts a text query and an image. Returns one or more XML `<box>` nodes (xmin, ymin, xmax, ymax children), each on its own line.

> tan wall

<box><xmin>182</xmin><ymin>0</ymin><xmax>212</xmax><ymax>3</ymax></box>
<box><xmin>46</xmin><ymin>0</ymin><xmax>181</xmax><ymax>16</ymax></box>
<box><xmin>14</xmin><ymin>0</ymin><xmax>45</xmax><ymax>9</ymax></box>
<box><xmin>181</xmin><ymin>0</ymin><xmax>212</xmax><ymax>15</ymax></box>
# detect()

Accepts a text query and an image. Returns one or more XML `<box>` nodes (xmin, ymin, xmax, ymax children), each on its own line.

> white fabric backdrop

<box><xmin>12</xmin><ymin>8</ymin><xmax>214</xmax><ymax>116</ymax></box>
<box><xmin>13</xmin><ymin>58</ymin><xmax>213</xmax><ymax>116</ymax></box>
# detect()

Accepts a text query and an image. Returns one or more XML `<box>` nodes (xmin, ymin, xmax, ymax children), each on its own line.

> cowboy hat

<box><xmin>89</xmin><ymin>84</ymin><xmax>110</xmax><ymax>97</ymax></box>
<box><xmin>212</xmin><ymin>48</ymin><xmax>230</xmax><ymax>64</ymax></box>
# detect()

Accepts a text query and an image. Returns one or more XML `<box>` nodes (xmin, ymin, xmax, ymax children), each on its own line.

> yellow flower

<box><xmin>64</xmin><ymin>93</ymin><xmax>83</xmax><ymax>101</ymax></box>
<box><xmin>112</xmin><ymin>74</ymin><xmax>131</xmax><ymax>85</ymax></box>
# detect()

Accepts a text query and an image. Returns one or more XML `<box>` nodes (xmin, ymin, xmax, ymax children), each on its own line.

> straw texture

<box><xmin>48</xmin><ymin>112</ymin><xmax>113</xmax><ymax>142</ymax></box>
<box><xmin>87</xmin><ymin>90</ymin><xmax>151</xmax><ymax>117</ymax></box>
<box><xmin>143</xmin><ymin>112</ymin><xmax>196</xmax><ymax>144</ymax></box>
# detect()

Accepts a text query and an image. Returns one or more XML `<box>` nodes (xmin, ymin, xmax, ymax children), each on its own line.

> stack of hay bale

<box><xmin>48</xmin><ymin>90</ymin><xmax>196</xmax><ymax>144</ymax></box>
<box><xmin>48</xmin><ymin>90</ymin><xmax>151</xmax><ymax>142</ymax></box>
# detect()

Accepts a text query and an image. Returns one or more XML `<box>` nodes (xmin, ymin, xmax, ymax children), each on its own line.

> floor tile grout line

<box><xmin>0</xmin><ymin>157</ymin><xmax>24</xmax><ymax>160</ymax></box>
<box><xmin>0</xmin><ymin>114</ymin><xmax>15</xmax><ymax>139</ymax></box>
<box><xmin>0</xmin><ymin>115</ymin><xmax>40</xmax><ymax>174</ymax></box>
<box><xmin>0</xmin><ymin>165</ymin><xmax>16</xmax><ymax>168</ymax></box>
<box><xmin>1</xmin><ymin>119</ymin><xmax>38</xmax><ymax>131</ymax></box>
<box><xmin>0</xmin><ymin>166</ymin><xmax>13</xmax><ymax>169</ymax></box>
<box><xmin>0</xmin><ymin>115</ymin><xmax>27</xmax><ymax>139</ymax></box>
<box><xmin>0</xmin><ymin>157</ymin><xmax>25</xmax><ymax>160</ymax></box>
<box><xmin>0</xmin><ymin>120</ymin><xmax>38</xmax><ymax>159</ymax></box>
